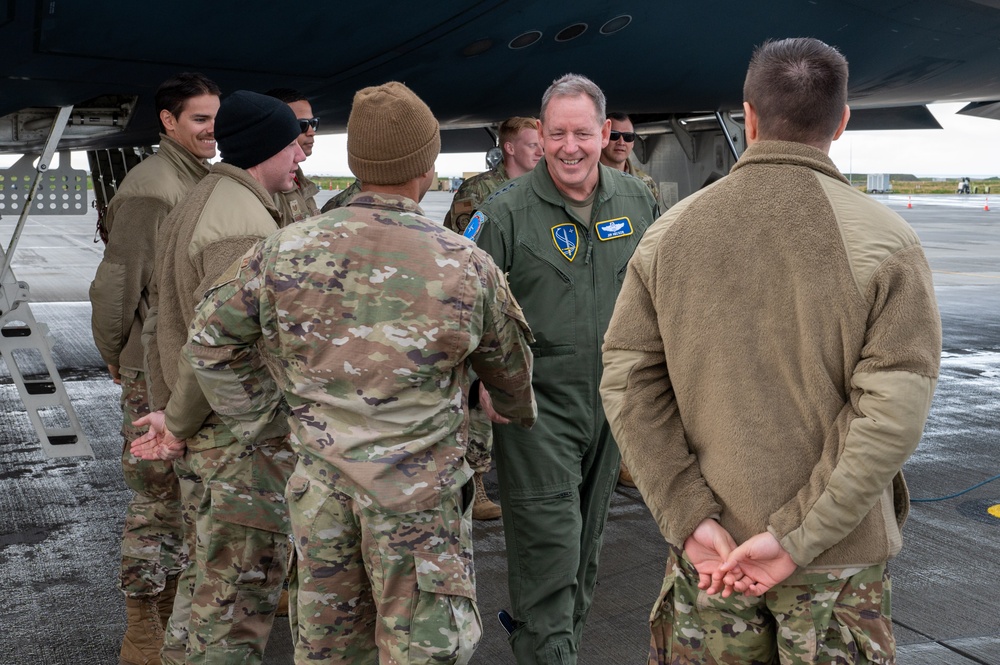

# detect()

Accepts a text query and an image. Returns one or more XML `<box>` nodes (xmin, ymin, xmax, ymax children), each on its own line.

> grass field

<box><xmin>846</xmin><ymin>175</ymin><xmax>1000</xmax><ymax>194</ymax></box>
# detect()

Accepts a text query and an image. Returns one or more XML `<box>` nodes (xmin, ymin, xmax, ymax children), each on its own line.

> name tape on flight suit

<box><xmin>595</xmin><ymin>217</ymin><xmax>633</xmax><ymax>241</ymax></box>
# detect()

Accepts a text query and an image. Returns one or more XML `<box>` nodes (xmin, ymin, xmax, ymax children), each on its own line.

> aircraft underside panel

<box><xmin>636</xmin><ymin>122</ymin><xmax>745</xmax><ymax>210</ymax></box>
<box><xmin>0</xmin><ymin>152</ymin><xmax>88</xmax><ymax>217</ymax></box>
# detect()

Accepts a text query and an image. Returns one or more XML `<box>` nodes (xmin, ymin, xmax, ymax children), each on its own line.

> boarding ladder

<box><xmin>0</xmin><ymin>106</ymin><xmax>93</xmax><ymax>458</ymax></box>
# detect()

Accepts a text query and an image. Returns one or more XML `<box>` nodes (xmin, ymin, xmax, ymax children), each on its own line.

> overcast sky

<box><xmin>828</xmin><ymin>102</ymin><xmax>1000</xmax><ymax>179</ymax></box>
<box><xmin>4</xmin><ymin>102</ymin><xmax>997</xmax><ymax>180</ymax></box>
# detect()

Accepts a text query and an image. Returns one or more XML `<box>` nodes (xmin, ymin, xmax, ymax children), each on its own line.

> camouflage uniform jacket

<box><xmin>149</xmin><ymin>163</ymin><xmax>285</xmax><ymax>440</ymax></box>
<box><xmin>182</xmin><ymin>192</ymin><xmax>537</xmax><ymax>512</ymax></box>
<box><xmin>89</xmin><ymin>135</ymin><xmax>209</xmax><ymax>372</ymax></box>
<box><xmin>319</xmin><ymin>178</ymin><xmax>362</xmax><ymax>213</ymax></box>
<box><xmin>625</xmin><ymin>158</ymin><xmax>661</xmax><ymax>209</ymax></box>
<box><xmin>443</xmin><ymin>162</ymin><xmax>509</xmax><ymax>233</ymax></box>
<box><xmin>274</xmin><ymin>166</ymin><xmax>319</xmax><ymax>225</ymax></box>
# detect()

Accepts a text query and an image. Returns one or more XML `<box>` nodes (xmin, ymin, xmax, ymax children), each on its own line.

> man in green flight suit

<box><xmin>465</xmin><ymin>73</ymin><xmax>658</xmax><ymax>664</ymax></box>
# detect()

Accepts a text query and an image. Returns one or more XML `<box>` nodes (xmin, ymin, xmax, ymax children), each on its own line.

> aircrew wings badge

<box><xmin>595</xmin><ymin>216</ymin><xmax>633</xmax><ymax>241</ymax></box>
<box><xmin>551</xmin><ymin>223</ymin><xmax>578</xmax><ymax>261</ymax></box>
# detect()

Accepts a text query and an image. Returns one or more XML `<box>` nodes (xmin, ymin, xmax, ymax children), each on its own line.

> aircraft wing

<box><xmin>2</xmin><ymin>0</ymin><xmax>1000</xmax><ymax>153</ymax></box>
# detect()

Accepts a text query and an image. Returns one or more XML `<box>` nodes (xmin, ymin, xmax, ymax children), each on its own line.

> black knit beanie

<box><xmin>347</xmin><ymin>82</ymin><xmax>440</xmax><ymax>185</ymax></box>
<box><xmin>216</xmin><ymin>90</ymin><xmax>301</xmax><ymax>169</ymax></box>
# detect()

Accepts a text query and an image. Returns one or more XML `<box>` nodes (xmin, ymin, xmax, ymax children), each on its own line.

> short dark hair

<box><xmin>155</xmin><ymin>73</ymin><xmax>221</xmax><ymax>132</ymax></box>
<box><xmin>743</xmin><ymin>38</ymin><xmax>848</xmax><ymax>145</ymax></box>
<box><xmin>264</xmin><ymin>88</ymin><xmax>309</xmax><ymax>104</ymax></box>
<box><xmin>607</xmin><ymin>112</ymin><xmax>631</xmax><ymax>123</ymax></box>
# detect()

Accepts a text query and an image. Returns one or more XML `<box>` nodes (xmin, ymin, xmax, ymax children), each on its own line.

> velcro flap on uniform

<box><xmin>413</xmin><ymin>552</ymin><xmax>476</xmax><ymax>601</ymax></box>
<box><xmin>208</xmin><ymin>481</ymin><xmax>291</xmax><ymax>534</ymax></box>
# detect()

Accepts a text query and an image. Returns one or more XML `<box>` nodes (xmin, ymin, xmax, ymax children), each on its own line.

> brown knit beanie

<box><xmin>347</xmin><ymin>82</ymin><xmax>440</xmax><ymax>185</ymax></box>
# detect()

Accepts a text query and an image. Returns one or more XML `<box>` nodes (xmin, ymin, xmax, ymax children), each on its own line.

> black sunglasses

<box><xmin>609</xmin><ymin>130</ymin><xmax>636</xmax><ymax>142</ymax></box>
<box><xmin>298</xmin><ymin>117</ymin><xmax>320</xmax><ymax>133</ymax></box>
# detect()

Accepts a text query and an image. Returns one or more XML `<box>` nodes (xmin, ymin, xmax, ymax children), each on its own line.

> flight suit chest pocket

<box><xmin>511</xmin><ymin>240</ymin><xmax>576</xmax><ymax>357</ymax></box>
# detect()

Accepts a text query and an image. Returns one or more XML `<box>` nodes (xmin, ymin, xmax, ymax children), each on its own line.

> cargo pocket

<box><xmin>508</xmin><ymin>488</ymin><xmax>578</xmax><ymax>582</ymax></box>
<box><xmin>409</xmin><ymin>551</ymin><xmax>482</xmax><ymax>665</ymax></box>
<box><xmin>648</xmin><ymin>566</ymin><xmax>677</xmax><ymax>665</ymax></box>
<box><xmin>208</xmin><ymin>481</ymin><xmax>291</xmax><ymax>534</ymax></box>
<box><xmin>828</xmin><ymin>568</ymin><xmax>895</xmax><ymax>664</ymax></box>
<box><xmin>199</xmin><ymin>483</ymin><xmax>290</xmax><ymax>624</ymax></box>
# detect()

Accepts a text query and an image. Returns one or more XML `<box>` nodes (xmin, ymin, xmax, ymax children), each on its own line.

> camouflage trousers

<box><xmin>465</xmin><ymin>404</ymin><xmax>493</xmax><ymax>474</ymax></box>
<box><xmin>286</xmin><ymin>458</ymin><xmax>482</xmax><ymax>664</ymax></box>
<box><xmin>160</xmin><ymin>422</ymin><xmax>295</xmax><ymax>665</ymax></box>
<box><xmin>118</xmin><ymin>369</ymin><xmax>184</xmax><ymax>598</ymax></box>
<box><xmin>162</xmin><ymin>452</ymin><xmax>202</xmax><ymax>665</ymax></box>
<box><xmin>650</xmin><ymin>546</ymin><xmax>895</xmax><ymax>664</ymax></box>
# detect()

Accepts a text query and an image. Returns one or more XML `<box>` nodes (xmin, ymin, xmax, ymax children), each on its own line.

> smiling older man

<box><xmin>465</xmin><ymin>73</ymin><xmax>658</xmax><ymax>664</ymax></box>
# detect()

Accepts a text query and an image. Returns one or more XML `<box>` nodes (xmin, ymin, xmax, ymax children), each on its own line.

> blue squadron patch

<box><xmin>595</xmin><ymin>217</ymin><xmax>633</xmax><ymax>241</ymax></box>
<box><xmin>464</xmin><ymin>211</ymin><xmax>486</xmax><ymax>241</ymax></box>
<box><xmin>551</xmin><ymin>223</ymin><xmax>578</xmax><ymax>261</ymax></box>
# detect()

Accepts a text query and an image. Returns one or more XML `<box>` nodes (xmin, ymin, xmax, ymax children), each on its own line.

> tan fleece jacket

<box><xmin>147</xmin><ymin>163</ymin><xmax>282</xmax><ymax>439</ymax></box>
<box><xmin>600</xmin><ymin>141</ymin><xmax>941</xmax><ymax>568</ymax></box>
<box><xmin>89</xmin><ymin>136</ymin><xmax>208</xmax><ymax>371</ymax></box>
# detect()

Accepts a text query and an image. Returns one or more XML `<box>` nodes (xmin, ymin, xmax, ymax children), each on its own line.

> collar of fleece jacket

<box><xmin>732</xmin><ymin>140</ymin><xmax>850</xmax><ymax>186</ymax></box>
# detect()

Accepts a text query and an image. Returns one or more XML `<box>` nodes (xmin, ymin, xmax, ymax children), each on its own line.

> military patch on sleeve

<box><xmin>551</xmin><ymin>223</ymin><xmax>578</xmax><ymax>261</ymax></box>
<box><xmin>595</xmin><ymin>217</ymin><xmax>633</xmax><ymax>241</ymax></box>
<box><xmin>464</xmin><ymin>211</ymin><xmax>487</xmax><ymax>241</ymax></box>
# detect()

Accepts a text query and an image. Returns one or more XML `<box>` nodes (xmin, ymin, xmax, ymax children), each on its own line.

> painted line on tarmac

<box><xmin>932</xmin><ymin>270</ymin><xmax>1000</xmax><ymax>279</ymax></box>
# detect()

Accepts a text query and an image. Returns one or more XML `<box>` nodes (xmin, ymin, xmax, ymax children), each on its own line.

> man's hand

<box><xmin>719</xmin><ymin>532</ymin><xmax>797</xmax><ymax>597</ymax></box>
<box><xmin>479</xmin><ymin>382</ymin><xmax>510</xmax><ymax>424</ymax></box>
<box><xmin>682</xmin><ymin>518</ymin><xmax>741</xmax><ymax>597</ymax></box>
<box><xmin>130</xmin><ymin>410</ymin><xmax>186</xmax><ymax>461</ymax></box>
<box><xmin>107</xmin><ymin>364</ymin><xmax>121</xmax><ymax>385</ymax></box>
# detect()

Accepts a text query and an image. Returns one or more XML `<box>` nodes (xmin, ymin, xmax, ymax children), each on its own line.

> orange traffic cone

<box><xmin>985</xmin><ymin>197</ymin><xmax>990</xmax><ymax>212</ymax></box>
<box><xmin>907</xmin><ymin>196</ymin><xmax>912</xmax><ymax>209</ymax></box>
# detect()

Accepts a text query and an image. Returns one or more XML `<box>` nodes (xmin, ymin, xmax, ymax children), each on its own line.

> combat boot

<box><xmin>618</xmin><ymin>460</ymin><xmax>637</xmax><ymax>488</ymax></box>
<box><xmin>120</xmin><ymin>595</ymin><xmax>165</xmax><ymax>665</ymax></box>
<box><xmin>472</xmin><ymin>471</ymin><xmax>501</xmax><ymax>520</ymax></box>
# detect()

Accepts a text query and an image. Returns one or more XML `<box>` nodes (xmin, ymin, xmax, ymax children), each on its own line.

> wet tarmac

<box><xmin>0</xmin><ymin>191</ymin><xmax>997</xmax><ymax>664</ymax></box>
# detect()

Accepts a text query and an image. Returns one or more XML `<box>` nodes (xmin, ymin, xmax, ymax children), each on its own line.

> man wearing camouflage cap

<box><xmin>132</xmin><ymin>90</ymin><xmax>305</xmax><ymax>664</ymax></box>
<box><xmin>176</xmin><ymin>81</ymin><xmax>537</xmax><ymax>663</ymax></box>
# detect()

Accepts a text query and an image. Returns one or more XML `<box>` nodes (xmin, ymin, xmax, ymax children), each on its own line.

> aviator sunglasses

<box><xmin>298</xmin><ymin>117</ymin><xmax>320</xmax><ymax>133</ymax></box>
<box><xmin>609</xmin><ymin>130</ymin><xmax>636</xmax><ymax>142</ymax></box>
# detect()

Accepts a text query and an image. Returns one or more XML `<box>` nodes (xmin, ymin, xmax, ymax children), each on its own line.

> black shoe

<box><xmin>498</xmin><ymin>609</ymin><xmax>522</xmax><ymax>636</ymax></box>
